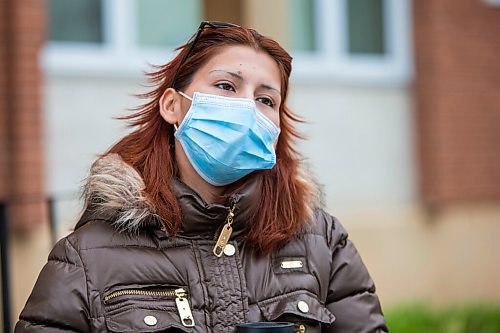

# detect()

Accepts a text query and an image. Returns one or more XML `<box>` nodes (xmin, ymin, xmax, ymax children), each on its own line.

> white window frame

<box><xmin>42</xmin><ymin>0</ymin><xmax>412</xmax><ymax>85</ymax></box>
<box><xmin>291</xmin><ymin>0</ymin><xmax>412</xmax><ymax>85</ymax></box>
<box><xmin>484</xmin><ymin>0</ymin><xmax>500</xmax><ymax>6</ymax></box>
<box><xmin>42</xmin><ymin>0</ymin><xmax>178</xmax><ymax>78</ymax></box>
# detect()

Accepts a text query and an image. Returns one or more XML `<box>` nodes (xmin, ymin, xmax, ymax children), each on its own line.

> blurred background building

<box><xmin>1</xmin><ymin>0</ymin><xmax>500</xmax><ymax>330</ymax></box>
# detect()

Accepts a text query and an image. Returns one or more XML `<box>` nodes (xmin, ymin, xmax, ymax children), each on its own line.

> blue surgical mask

<box><xmin>174</xmin><ymin>91</ymin><xmax>280</xmax><ymax>186</ymax></box>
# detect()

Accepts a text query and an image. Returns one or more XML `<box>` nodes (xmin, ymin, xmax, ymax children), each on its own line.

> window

<box><xmin>290</xmin><ymin>0</ymin><xmax>411</xmax><ymax>84</ymax></box>
<box><xmin>44</xmin><ymin>0</ymin><xmax>202</xmax><ymax>76</ymax></box>
<box><xmin>347</xmin><ymin>0</ymin><xmax>385</xmax><ymax>55</ymax></box>
<box><xmin>136</xmin><ymin>0</ymin><xmax>201</xmax><ymax>47</ymax></box>
<box><xmin>289</xmin><ymin>0</ymin><xmax>316</xmax><ymax>52</ymax></box>
<box><xmin>49</xmin><ymin>0</ymin><xmax>104</xmax><ymax>43</ymax></box>
<box><xmin>483</xmin><ymin>0</ymin><xmax>500</xmax><ymax>6</ymax></box>
<box><xmin>44</xmin><ymin>0</ymin><xmax>411</xmax><ymax>84</ymax></box>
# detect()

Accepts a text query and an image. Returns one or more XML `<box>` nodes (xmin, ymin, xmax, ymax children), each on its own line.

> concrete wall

<box><xmin>43</xmin><ymin>76</ymin><xmax>416</xmax><ymax>229</ymax></box>
<box><xmin>44</xmin><ymin>75</ymin><xmax>140</xmax><ymax>233</ymax></box>
<box><xmin>290</xmin><ymin>82</ymin><xmax>416</xmax><ymax>211</ymax></box>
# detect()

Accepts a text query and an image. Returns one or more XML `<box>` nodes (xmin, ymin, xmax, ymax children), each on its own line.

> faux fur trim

<box><xmin>81</xmin><ymin>154</ymin><xmax>157</xmax><ymax>233</ymax></box>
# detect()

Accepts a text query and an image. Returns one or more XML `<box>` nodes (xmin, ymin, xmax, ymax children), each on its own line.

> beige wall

<box><xmin>344</xmin><ymin>203</ymin><xmax>500</xmax><ymax>308</ymax></box>
<box><xmin>242</xmin><ymin>0</ymin><xmax>288</xmax><ymax>46</ymax></box>
<box><xmin>9</xmin><ymin>224</ymin><xmax>52</xmax><ymax>327</ymax></box>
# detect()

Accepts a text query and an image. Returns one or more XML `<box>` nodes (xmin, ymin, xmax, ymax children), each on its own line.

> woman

<box><xmin>16</xmin><ymin>22</ymin><xmax>388</xmax><ymax>332</ymax></box>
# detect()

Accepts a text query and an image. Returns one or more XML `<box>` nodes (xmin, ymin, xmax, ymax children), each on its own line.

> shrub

<box><xmin>385</xmin><ymin>304</ymin><xmax>500</xmax><ymax>333</ymax></box>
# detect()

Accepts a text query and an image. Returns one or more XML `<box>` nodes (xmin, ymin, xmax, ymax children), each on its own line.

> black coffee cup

<box><xmin>234</xmin><ymin>322</ymin><xmax>295</xmax><ymax>332</ymax></box>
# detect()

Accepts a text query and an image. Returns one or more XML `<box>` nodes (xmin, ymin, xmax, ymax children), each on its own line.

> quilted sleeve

<box><xmin>14</xmin><ymin>237</ymin><xmax>91</xmax><ymax>332</ymax></box>
<box><xmin>324</xmin><ymin>215</ymin><xmax>388</xmax><ymax>333</ymax></box>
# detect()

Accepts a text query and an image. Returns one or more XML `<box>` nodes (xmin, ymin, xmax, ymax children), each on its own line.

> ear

<box><xmin>159</xmin><ymin>88</ymin><xmax>181</xmax><ymax>125</ymax></box>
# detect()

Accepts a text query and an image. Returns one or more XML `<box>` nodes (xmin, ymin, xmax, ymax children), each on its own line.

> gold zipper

<box><xmin>103</xmin><ymin>287</ymin><xmax>195</xmax><ymax>327</ymax></box>
<box><xmin>213</xmin><ymin>203</ymin><xmax>237</xmax><ymax>257</ymax></box>
<box><xmin>104</xmin><ymin>289</ymin><xmax>178</xmax><ymax>303</ymax></box>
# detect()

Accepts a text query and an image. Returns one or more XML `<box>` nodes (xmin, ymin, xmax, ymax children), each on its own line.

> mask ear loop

<box><xmin>174</xmin><ymin>90</ymin><xmax>193</xmax><ymax>131</ymax></box>
<box><xmin>177</xmin><ymin>90</ymin><xmax>193</xmax><ymax>101</ymax></box>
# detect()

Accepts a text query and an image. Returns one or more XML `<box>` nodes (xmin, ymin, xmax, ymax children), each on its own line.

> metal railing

<box><xmin>0</xmin><ymin>192</ymin><xmax>79</xmax><ymax>332</ymax></box>
<box><xmin>1</xmin><ymin>202</ymin><xmax>11</xmax><ymax>333</ymax></box>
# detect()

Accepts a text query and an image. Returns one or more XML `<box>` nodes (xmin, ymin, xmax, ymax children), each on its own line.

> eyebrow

<box><xmin>209</xmin><ymin>70</ymin><xmax>281</xmax><ymax>95</ymax></box>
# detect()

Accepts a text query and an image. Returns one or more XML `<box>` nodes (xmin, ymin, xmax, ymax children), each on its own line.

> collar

<box><xmin>75</xmin><ymin>154</ymin><xmax>262</xmax><ymax>239</ymax></box>
<box><xmin>170</xmin><ymin>177</ymin><xmax>261</xmax><ymax>239</ymax></box>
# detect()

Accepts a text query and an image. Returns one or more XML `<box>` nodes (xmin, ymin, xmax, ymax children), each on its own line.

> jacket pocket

<box><xmin>258</xmin><ymin>290</ymin><xmax>335</xmax><ymax>333</ymax></box>
<box><xmin>103</xmin><ymin>285</ymin><xmax>194</xmax><ymax>332</ymax></box>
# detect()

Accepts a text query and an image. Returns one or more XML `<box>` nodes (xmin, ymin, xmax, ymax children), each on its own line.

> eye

<box><xmin>256</xmin><ymin>96</ymin><xmax>275</xmax><ymax>108</ymax></box>
<box><xmin>215</xmin><ymin>82</ymin><xmax>235</xmax><ymax>92</ymax></box>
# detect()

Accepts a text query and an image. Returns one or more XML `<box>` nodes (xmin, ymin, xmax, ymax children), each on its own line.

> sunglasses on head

<box><xmin>172</xmin><ymin>21</ymin><xmax>240</xmax><ymax>88</ymax></box>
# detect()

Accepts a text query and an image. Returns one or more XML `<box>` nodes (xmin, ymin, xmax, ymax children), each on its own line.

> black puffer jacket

<box><xmin>15</xmin><ymin>154</ymin><xmax>388</xmax><ymax>332</ymax></box>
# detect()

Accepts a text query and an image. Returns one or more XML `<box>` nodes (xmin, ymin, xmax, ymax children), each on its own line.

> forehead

<box><xmin>194</xmin><ymin>45</ymin><xmax>281</xmax><ymax>87</ymax></box>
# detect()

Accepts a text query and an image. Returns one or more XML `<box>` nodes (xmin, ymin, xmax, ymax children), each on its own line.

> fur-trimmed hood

<box><xmin>80</xmin><ymin>154</ymin><xmax>158</xmax><ymax>233</ymax></box>
<box><xmin>78</xmin><ymin>154</ymin><xmax>322</xmax><ymax>234</ymax></box>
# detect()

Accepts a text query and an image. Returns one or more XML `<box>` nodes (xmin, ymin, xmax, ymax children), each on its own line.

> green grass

<box><xmin>385</xmin><ymin>304</ymin><xmax>500</xmax><ymax>333</ymax></box>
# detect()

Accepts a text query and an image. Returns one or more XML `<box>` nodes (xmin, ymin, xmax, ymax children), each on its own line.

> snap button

<box><xmin>299</xmin><ymin>324</ymin><xmax>306</xmax><ymax>333</ymax></box>
<box><xmin>223</xmin><ymin>244</ymin><xmax>236</xmax><ymax>256</ymax></box>
<box><xmin>144</xmin><ymin>315</ymin><xmax>157</xmax><ymax>326</ymax></box>
<box><xmin>297</xmin><ymin>300</ymin><xmax>309</xmax><ymax>313</ymax></box>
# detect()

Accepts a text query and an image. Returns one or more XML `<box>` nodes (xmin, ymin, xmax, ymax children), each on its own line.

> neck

<box><xmin>175</xmin><ymin>141</ymin><xmax>226</xmax><ymax>204</ymax></box>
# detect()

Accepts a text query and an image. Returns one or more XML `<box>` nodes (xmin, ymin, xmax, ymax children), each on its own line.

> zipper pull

<box><xmin>213</xmin><ymin>203</ymin><xmax>236</xmax><ymax>257</ymax></box>
<box><xmin>175</xmin><ymin>288</ymin><xmax>195</xmax><ymax>327</ymax></box>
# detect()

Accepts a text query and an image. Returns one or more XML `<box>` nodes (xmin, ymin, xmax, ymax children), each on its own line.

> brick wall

<box><xmin>414</xmin><ymin>0</ymin><xmax>500</xmax><ymax>205</ymax></box>
<box><xmin>0</xmin><ymin>0</ymin><xmax>46</xmax><ymax>229</ymax></box>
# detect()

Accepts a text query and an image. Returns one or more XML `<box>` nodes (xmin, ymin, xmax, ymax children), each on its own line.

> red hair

<box><xmin>107</xmin><ymin>26</ymin><xmax>316</xmax><ymax>253</ymax></box>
